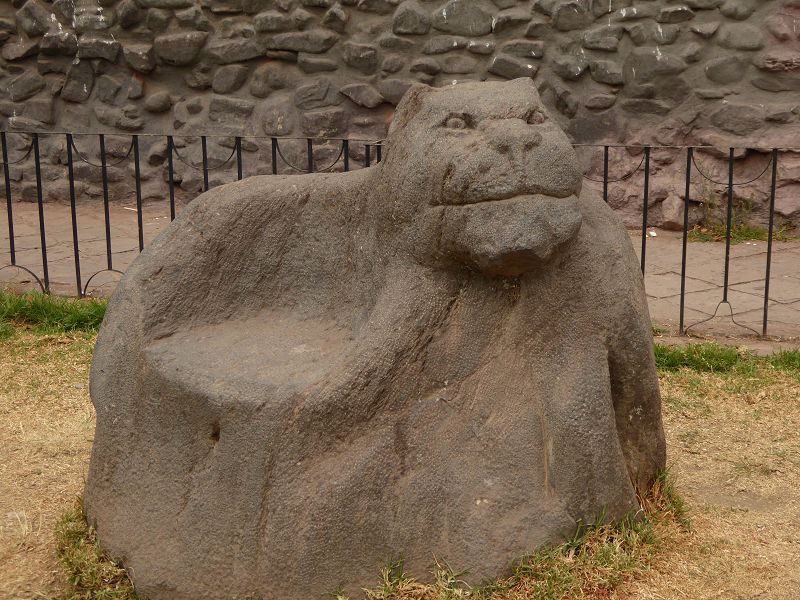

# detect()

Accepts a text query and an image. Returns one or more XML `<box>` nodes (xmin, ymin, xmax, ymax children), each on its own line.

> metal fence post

<box><xmin>763</xmin><ymin>148</ymin><xmax>779</xmax><ymax>337</ymax></box>
<box><xmin>66</xmin><ymin>134</ymin><xmax>82</xmax><ymax>296</ymax></box>
<box><xmin>1</xmin><ymin>132</ymin><xmax>16</xmax><ymax>266</ymax></box>
<box><xmin>167</xmin><ymin>135</ymin><xmax>176</xmax><ymax>221</ymax></box>
<box><xmin>679</xmin><ymin>147</ymin><xmax>693</xmax><ymax>334</ymax></box>
<box><xmin>640</xmin><ymin>146</ymin><xmax>651</xmax><ymax>276</ymax></box>
<box><xmin>32</xmin><ymin>133</ymin><xmax>49</xmax><ymax>292</ymax></box>
<box><xmin>133</xmin><ymin>135</ymin><xmax>144</xmax><ymax>252</ymax></box>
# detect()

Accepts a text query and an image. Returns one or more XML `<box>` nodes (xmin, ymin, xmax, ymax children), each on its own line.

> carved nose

<box><xmin>484</xmin><ymin>120</ymin><xmax>543</xmax><ymax>154</ymax></box>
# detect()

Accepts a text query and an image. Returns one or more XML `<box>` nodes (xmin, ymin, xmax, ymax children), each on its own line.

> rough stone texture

<box><xmin>705</xmin><ymin>55</ymin><xmax>747</xmax><ymax>83</ymax></box>
<box><xmin>154</xmin><ymin>31</ymin><xmax>209</xmax><ymax>65</ymax></box>
<box><xmin>144</xmin><ymin>90</ymin><xmax>173</xmax><ymax>112</ymax></box>
<box><xmin>123</xmin><ymin>43</ymin><xmax>156</xmax><ymax>72</ymax></box>
<box><xmin>432</xmin><ymin>0</ymin><xmax>493</xmax><ymax>36</ymax></box>
<box><xmin>60</xmin><ymin>59</ymin><xmax>95</xmax><ymax>103</ymax></box>
<box><xmin>85</xmin><ymin>79</ymin><xmax>666</xmax><ymax>599</ymax></box>
<box><xmin>16</xmin><ymin>0</ymin><xmax>52</xmax><ymax>37</ymax></box>
<box><xmin>41</xmin><ymin>31</ymin><xmax>78</xmax><ymax>55</ymax></box>
<box><xmin>393</xmin><ymin>0</ymin><xmax>430</xmax><ymax>35</ymax></box>
<box><xmin>339</xmin><ymin>82</ymin><xmax>384</xmax><ymax>107</ymax></box>
<box><xmin>9</xmin><ymin>70</ymin><xmax>45</xmax><ymax>101</ymax></box>
<box><xmin>710</xmin><ymin>103</ymin><xmax>764</xmax><ymax>135</ymax></box>
<box><xmin>1</xmin><ymin>0</ymin><xmax>799</xmax><ymax>223</ymax></box>
<box><xmin>78</xmin><ymin>33</ymin><xmax>121</xmax><ymax>61</ymax></box>
<box><xmin>212</xmin><ymin>64</ymin><xmax>249</xmax><ymax>93</ymax></box>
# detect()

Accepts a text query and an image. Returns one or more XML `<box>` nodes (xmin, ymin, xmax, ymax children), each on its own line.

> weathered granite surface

<box><xmin>1</xmin><ymin>0</ymin><xmax>799</xmax><ymax>225</ymax></box>
<box><xmin>85</xmin><ymin>78</ymin><xmax>666</xmax><ymax>599</ymax></box>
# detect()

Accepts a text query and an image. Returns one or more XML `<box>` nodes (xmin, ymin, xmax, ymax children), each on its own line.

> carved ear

<box><xmin>438</xmin><ymin>197</ymin><xmax>583</xmax><ymax>277</ymax></box>
<box><xmin>388</xmin><ymin>84</ymin><xmax>432</xmax><ymax>136</ymax></box>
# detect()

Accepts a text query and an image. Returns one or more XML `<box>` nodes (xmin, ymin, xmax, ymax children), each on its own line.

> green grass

<box><xmin>0</xmin><ymin>290</ymin><xmax>107</xmax><ymax>339</ymax></box>
<box><xmin>654</xmin><ymin>343</ymin><xmax>744</xmax><ymax>373</ymax></box>
<box><xmin>688</xmin><ymin>222</ymin><xmax>796</xmax><ymax>244</ymax></box>
<box><xmin>353</xmin><ymin>471</ymin><xmax>688</xmax><ymax>600</ymax></box>
<box><xmin>359</xmin><ymin>515</ymin><xmax>659</xmax><ymax>599</ymax></box>
<box><xmin>654</xmin><ymin>342</ymin><xmax>800</xmax><ymax>380</ymax></box>
<box><xmin>687</xmin><ymin>185</ymin><xmax>796</xmax><ymax>244</ymax></box>
<box><xmin>474</xmin><ymin>470</ymin><xmax>689</xmax><ymax>600</ymax></box>
<box><xmin>55</xmin><ymin>500</ymin><xmax>140</xmax><ymax>600</ymax></box>
<box><xmin>474</xmin><ymin>514</ymin><xmax>659</xmax><ymax>599</ymax></box>
<box><xmin>650</xmin><ymin>469</ymin><xmax>690</xmax><ymax>529</ymax></box>
<box><xmin>768</xmin><ymin>350</ymin><xmax>800</xmax><ymax>374</ymax></box>
<box><xmin>57</xmin><ymin>474</ymin><xmax>686</xmax><ymax>600</ymax></box>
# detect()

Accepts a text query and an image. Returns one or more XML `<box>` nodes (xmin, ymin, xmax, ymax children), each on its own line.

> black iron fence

<box><xmin>1</xmin><ymin>131</ymin><xmax>385</xmax><ymax>297</ymax></box>
<box><xmin>1</xmin><ymin>130</ymin><xmax>798</xmax><ymax>338</ymax></box>
<box><xmin>577</xmin><ymin>143</ymin><xmax>788</xmax><ymax>337</ymax></box>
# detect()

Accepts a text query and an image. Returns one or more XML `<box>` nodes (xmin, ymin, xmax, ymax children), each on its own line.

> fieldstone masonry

<box><xmin>1</xmin><ymin>0</ymin><xmax>799</xmax><ymax>226</ymax></box>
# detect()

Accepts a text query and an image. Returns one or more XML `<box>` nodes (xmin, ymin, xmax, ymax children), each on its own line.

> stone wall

<box><xmin>1</xmin><ymin>0</ymin><xmax>799</xmax><ymax>225</ymax></box>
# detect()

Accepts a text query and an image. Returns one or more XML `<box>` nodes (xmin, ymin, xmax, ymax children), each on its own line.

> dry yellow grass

<box><xmin>618</xmin><ymin>367</ymin><xmax>800</xmax><ymax>600</ymax></box>
<box><xmin>1</xmin><ymin>331</ymin><xmax>798</xmax><ymax>599</ymax></box>
<box><xmin>0</xmin><ymin>332</ymin><xmax>95</xmax><ymax>599</ymax></box>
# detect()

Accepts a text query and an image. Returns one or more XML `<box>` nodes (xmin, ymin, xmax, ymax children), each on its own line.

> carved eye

<box><xmin>527</xmin><ymin>110</ymin><xmax>546</xmax><ymax>125</ymax></box>
<box><xmin>445</xmin><ymin>115</ymin><xmax>469</xmax><ymax>129</ymax></box>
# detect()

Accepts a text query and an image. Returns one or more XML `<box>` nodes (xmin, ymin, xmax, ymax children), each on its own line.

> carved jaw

<box><xmin>437</xmin><ymin>194</ymin><xmax>583</xmax><ymax>277</ymax></box>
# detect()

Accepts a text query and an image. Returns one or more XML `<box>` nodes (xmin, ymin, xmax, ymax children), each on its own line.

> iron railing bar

<box><xmin>133</xmin><ymin>135</ymin><xmax>144</xmax><ymax>252</ymax></box>
<box><xmin>167</xmin><ymin>135</ymin><xmax>176</xmax><ymax>221</ymax></box>
<box><xmin>679</xmin><ymin>147</ymin><xmax>693</xmax><ymax>334</ymax></box>
<box><xmin>640</xmin><ymin>146</ymin><xmax>650</xmax><ymax>277</ymax></box>
<box><xmin>722</xmin><ymin>148</ymin><xmax>735</xmax><ymax>303</ymax></box>
<box><xmin>236</xmin><ymin>136</ymin><xmax>243</xmax><ymax>180</ymax></box>
<box><xmin>66</xmin><ymin>133</ymin><xmax>82</xmax><ymax>296</ymax></box>
<box><xmin>1</xmin><ymin>132</ymin><xmax>16</xmax><ymax>265</ymax></box>
<box><xmin>763</xmin><ymin>149</ymin><xmax>779</xmax><ymax>337</ymax></box>
<box><xmin>100</xmin><ymin>134</ymin><xmax>113</xmax><ymax>271</ymax></box>
<box><xmin>32</xmin><ymin>133</ymin><xmax>49</xmax><ymax>291</ymax></box>
<box><xmin>201</xmin><ymin>135</ymin><xmax>209</xmax><ymax>191</ymax></box>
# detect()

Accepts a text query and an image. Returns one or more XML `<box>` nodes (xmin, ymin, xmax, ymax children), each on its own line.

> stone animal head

<box><xmin>377</xmin><ymin>78</ymin><xmax>584</xmax><ymax>277</ymax></box>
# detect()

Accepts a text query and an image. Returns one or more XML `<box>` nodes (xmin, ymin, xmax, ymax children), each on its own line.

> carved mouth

<box><xmin>438</xmin><ymin>164</ymin><xmax>579</xmax><ymax>206</ymax></box>
<box><xmin>441</xmin><ymin>193</ymin><xmax>576</xmax><ymax>208</ymax></box>
<box><xmin>437</xmin><ymin>193</ymin><xmax>583</xmax><ymax>277</ymax></box>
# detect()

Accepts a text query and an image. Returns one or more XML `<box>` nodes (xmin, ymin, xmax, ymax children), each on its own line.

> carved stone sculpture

<box><xmin>86</xmin><ymin>78</ymin><xmax>666</xmax><ymax>600</ymax></box>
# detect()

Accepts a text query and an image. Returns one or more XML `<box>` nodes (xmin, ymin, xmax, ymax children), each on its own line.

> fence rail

<box><xmin>1</xmin><ymin>130</ymin><xmax>797</xmax><ymax>338</ymax></box>
<box><xmin>1</xmin><ymin>132</ymin><xmax>384</xmax><ymax>298</ymax></box>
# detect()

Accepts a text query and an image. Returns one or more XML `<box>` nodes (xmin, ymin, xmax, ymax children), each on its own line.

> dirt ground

<box><xmin>619</xmin><ymin>367</ymin><xmax>800</xmax><ymax>600</ymax></box>
<box><xmin>0</xmin><ymin>334</ymin><xmax>94</xmax><ymax>599</ymax></box>
<box><xmin>1</xmin><ymin>333</ymin><xmax>799</xmax><ymax>599</ymax></box>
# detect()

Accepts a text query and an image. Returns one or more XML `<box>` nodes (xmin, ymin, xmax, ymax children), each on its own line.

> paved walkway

<box><xmin>634</xmin><ymin>230</ymin><xmax>800</xmax><ymax>342</ymax></box>
<box><xmin>2</xmin><ymin>200</ymin><xmax>799</xmax><ymax>343</ymax></box>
